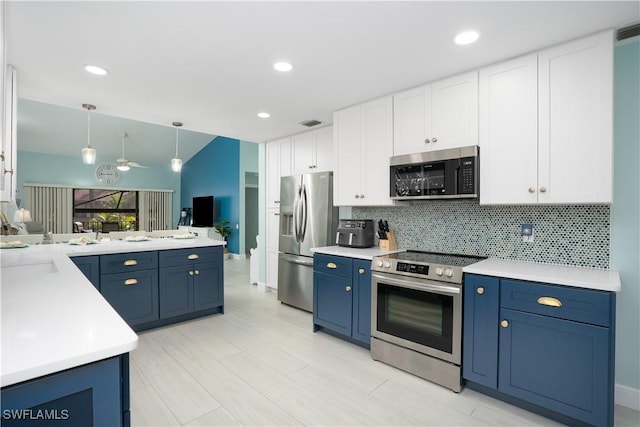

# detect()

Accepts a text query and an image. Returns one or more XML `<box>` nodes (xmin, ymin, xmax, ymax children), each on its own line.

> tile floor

<box><xmin>130</xmin><ymin>259</ymin><xmax>639</xmax><ymax>426</ymax></box>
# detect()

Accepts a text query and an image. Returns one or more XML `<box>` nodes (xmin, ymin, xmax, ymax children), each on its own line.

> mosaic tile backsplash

<box><xmin>352</xmin><ymin>200</ymin><xmax>610</xmax><ymax>268</ymax></box>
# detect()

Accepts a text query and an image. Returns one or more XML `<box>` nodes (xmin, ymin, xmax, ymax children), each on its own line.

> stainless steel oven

<box><xmin>371</xmin><ymin>251</ymin><xmax>484</xmax><ymax>392</ymax></box>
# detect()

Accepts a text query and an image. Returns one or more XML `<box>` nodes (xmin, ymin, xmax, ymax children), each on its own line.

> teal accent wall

<box><xmin>16</xmin><ymin>150</ymin><xmax>181</xmax><ymax>221</ymax></box>
<box><xmin>181</xmin><ymin>136</ymin><xmax>245</xmax><ymax>254</ymax></box>
<box><xmin>611</xmin><ymin>36</ymin><xmax>640</xmax><ymax>392</ymax></box>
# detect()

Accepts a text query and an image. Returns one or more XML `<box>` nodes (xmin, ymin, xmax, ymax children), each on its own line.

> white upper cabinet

<box><xmin>291</xmin><ymin>126</ymin><xmax>333</xmax><ymax>174</ymax></box>
<box><xmin>480</xmin><ymin>30</ymin><xmax>613</xmax><ymax>205</ymax></box>
<box><xmin>537</xmin><ymin>30</ymin><xmax>613</xmax><ymax>204</ymax></box>
<box><xmin>265</xmin><ymin>137</ymin><xmax>291</xmax><ymax>209</ymax></box>
<box><xmin>334</xmin><ymin>96</ymin><xmax>395</xmax><ymax>206</ymax></box>
<box><xmin>393</xmin><ymin>71</ymin><xmax>478</xmax><ymax>156</ymax></box>
<box><xmin>479</xmin><ymin>54</ymin><xmax>539</xmax><ymax>204</ymax></box>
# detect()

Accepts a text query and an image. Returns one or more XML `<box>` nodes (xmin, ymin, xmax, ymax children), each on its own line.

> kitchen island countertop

<box><xmin>0</xmin><ymin>237</ymin><xmax>225</xmax><ymax>387</ymax></box>
<box><xmin>311</xmin><ymin>245</ymin><xmax>405</xmax><ymax>260</ymax></box>
<box><xmin>463</xmin><ymin>258</ymin><xmax>621</xmax><ymax>293</ymax></box>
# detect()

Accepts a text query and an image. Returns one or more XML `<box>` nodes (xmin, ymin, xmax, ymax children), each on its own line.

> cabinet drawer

<box><xmin>101</xmin><ymin>251</ymin><xmax>158</xmax><ymax>274</ymax></box>
<box><xmin>159</xmin><ymin>246</ymin><xmax>221</xmax><ymax>267</ymax></box>
<box><xmin>313</xmin><ymin>254</ymin><xmax>353</xmax><ymax>277</ymax></box>
<box><xmin>500</xmin><ymin>279</ymin><xmax>612</xmax><ymax>327</ymax></box>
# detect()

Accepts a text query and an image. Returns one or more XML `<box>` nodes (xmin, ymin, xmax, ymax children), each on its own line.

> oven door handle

<box><xmin>371</xmin><ymin>273</ymin><xmax>461</xmax><ymax>295</ymax></box>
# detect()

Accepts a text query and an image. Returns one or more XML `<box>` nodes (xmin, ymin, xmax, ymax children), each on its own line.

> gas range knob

<box><xmin>376</xmin><ymin>260</ymin><xmax>384</xmax><ymax>268</ymax></box>
<box><xmin>435</xmin><ymin>267</ymin><xmax>444</xmax><ymax>276</ymax></box>
<box><xmin>383</xmin><ymin>260</ymin><xmax>392</xmax><ymax>269</ymax></box>
<box><xmin>444</xmin><ymin>268</ymin><xmax>454</xmax><ymax>278</ymax></box>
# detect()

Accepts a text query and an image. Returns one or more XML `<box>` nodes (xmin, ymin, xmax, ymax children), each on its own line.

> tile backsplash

<box><xmin>352</xmin><ymin>200</ymin><xmax>610</xmax><ymax>268</ymax></box>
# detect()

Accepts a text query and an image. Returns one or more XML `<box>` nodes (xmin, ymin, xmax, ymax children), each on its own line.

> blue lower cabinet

<box><xmin>463</xmin><ymin>274</ymin><xmax>616</xmax><ymax>427</ymax></box>
<box><xmin>101</xmin><ymin>270</ymin><xmax>159</xmax><ymax>326</ymax></box>
<box><xmin>313</xmin><ymin>254</ymin><xmax>372</xmax><ymax>347</ymax></box>
<box><xmin>351</xmin><ymin>260</ymin><xmax>371</xmax><ymax>345</ymax></box>
<box><xmin>159</xmin><ymin>265</ymin><xmax>193</xmax><ymax>319</ymax></box>
<box><xmin>193</xmin><ymin>262</ymin><xmax>223</xmax><ymax>312</ymax></box>
<box><xmin>0</xmin><ymin>355</ymin><xmax>130</xmax><ymax>427</ymax></box>
<box><xmin>70</xmin><ymin>255</ymin><xmax>100</xmax><ymax>290</ymax></box>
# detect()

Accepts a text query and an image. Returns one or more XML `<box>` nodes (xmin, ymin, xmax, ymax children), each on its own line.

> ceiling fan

<box><xmin>116</xmin><ymin>132</ymin><xmax>148</xmax><ymax>171</ymax></box>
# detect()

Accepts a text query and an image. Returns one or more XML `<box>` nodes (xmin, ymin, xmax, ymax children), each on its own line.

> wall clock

<box><xmin>95</xmin><ymin>163</ymin><xmax>121</xmax><ymax>185</ymax></box>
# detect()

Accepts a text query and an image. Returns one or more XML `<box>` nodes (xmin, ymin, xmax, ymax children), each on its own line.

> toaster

<box><xmin>336</xmin><ymin>219</ymin><xmax>374</xmax><ymax>248</ymax></box>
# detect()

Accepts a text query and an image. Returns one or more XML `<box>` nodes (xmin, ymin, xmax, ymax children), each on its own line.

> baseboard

<box><xmin>229</xmin><ymin>253</ymin><xmax>246</xmax><ymax>260</ymax></box>
<box><xmin>616</xmin><ymin>383</ymin><xmax>640</xmax><ymax>411</ymax></box>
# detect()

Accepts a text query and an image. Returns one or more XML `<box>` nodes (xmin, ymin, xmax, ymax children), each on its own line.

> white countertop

<box><xmin>463</xmin><ymin>258</ymin><xmax>621</xmax><ymax>293</ymax></box>
<box><xmin>0</xmin><ymin>237</ymin><xmax>225</xmax><ymax>387</ymax></box>
<box><xmin>311</xmin><ymin>245</ymin><xmax>405</xmax><ymax>260</ymax></box>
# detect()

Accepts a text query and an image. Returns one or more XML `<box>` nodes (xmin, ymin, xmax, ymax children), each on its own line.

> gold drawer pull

<box><xmin>477</xmin><ymin>287</ymin><xmax>485</xmax><ymax>295</ymax></box>
<box><xmin>188</xmin><ymin>254</ymin><xmax>199</xmax><ymax>260</ymax></box>
<box><xmin>124</xmin><ymin>279</ymin><xmax>138</xmax><ymax>286</ymax></box>
<box><xmin>537</xmin><ymin>296</ymin><xmax>562</xmax><ymax>307</ymax></box>
<box><xmin>358</xmin><ymin>268</ymin><xmax>365</xmax><ymax>274</ymax></box>
<box><xmin>123</xmin><ymin>260</ymin><xmax>138</xmax><ymax>266</ymax></box>
<box><xmin>326</xmin><ymin>262</ymin><xmax>337</xmax><ymax>269</ymax></box>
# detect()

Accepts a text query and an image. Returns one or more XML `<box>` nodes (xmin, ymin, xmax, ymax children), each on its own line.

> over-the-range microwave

<box><xmin>390</xmin><ymin>146</ymin><xmax>479</xmax><ymax>200</ymax></box>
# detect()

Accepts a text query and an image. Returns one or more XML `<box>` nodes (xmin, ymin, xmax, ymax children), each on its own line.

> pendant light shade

<box><xmin>81</xmin><ymin>103</ymin><xmax>97</xmax><ymax>164</ymax></box>
<box><xmin>171</xmin><ymin>121</ymin><xmax>183</xmax><ymax>172</ymax></box>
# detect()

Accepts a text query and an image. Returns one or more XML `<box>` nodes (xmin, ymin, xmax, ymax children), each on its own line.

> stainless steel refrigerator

<box><xmin>278</xmin><ymin>172</ymin><xmax>338</xmax><ymax>312</ymax></box>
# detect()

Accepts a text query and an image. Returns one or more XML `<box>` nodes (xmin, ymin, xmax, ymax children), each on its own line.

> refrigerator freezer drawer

<box><xmin>277</xmin><ymin>253</ymin><xmax>314</xmax><ymax>312</ymax></box>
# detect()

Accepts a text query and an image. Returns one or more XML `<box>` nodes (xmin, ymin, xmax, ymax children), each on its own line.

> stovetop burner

<box><xmin>371</xmin><ymin>250</ymin><xmax>486</xmax><ymax>283</ymax></box>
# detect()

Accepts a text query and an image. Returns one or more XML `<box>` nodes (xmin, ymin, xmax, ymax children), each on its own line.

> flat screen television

<box><xmin>192</xmin><ymin>195</ymin><xmax>214</xmax><ymax>227</ymax></box>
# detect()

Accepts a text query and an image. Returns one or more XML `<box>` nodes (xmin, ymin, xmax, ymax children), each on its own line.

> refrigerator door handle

<box><xmin>292</xmin><ymin>184</ymin><xmax>301</xmax><ymax>242</ymax></box>
<box><xmin>280</xmin><ymin>253</ymin><xmax>314</xmax><ymax>266</ymax></box>
<box><xmin>299</xmin><ymin>183</ymin><xmax>308</xmax><ymax>242</ymax></box>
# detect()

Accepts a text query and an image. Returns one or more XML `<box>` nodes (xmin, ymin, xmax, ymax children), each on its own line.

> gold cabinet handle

<box><xmin>194</xmin><ymin>270</ymin><xmax>200</xmax><ymax>275</ymax></box>
<box><xmin>539</xmin><ymin>186</ymin><xmax>547</xmax><ymax>193</ymax></box>
<box><xmin>326</xmin><ymin>262</ymin><xmax>337</xmax><ymax>269</ymax></box>
<box><xmin>123</xmin><ymin>260</ymin><xmax>138</xmax><ymax>266</ymax></box>
<box><xmin>501</xmin><ymin>320</ymin><xmax>509</xmax><ymax>328</ymax></box>
<box><xmin>124</xmin><ymin>278</ymin><xmax>138</xmax><ymax>286</ymax></box>
<box><xmin>537</xmin><ymin>296</ymin><xmax>562</xmax><ymax>307</ymax></box>
<box><xmin>189</xmin><ymin>271</ymin><xmax>194</xmax><ymax>276</ymax></box>
<box><xmin>345</xmin><ymin>286</ymin><xmax>352</xmax><ymax>292</ymax></box>
<box><xmin>188</xmin><ymin>254</ymin><xmax>199</xmax><ymax>260</ymax></box>
<box><xmin>358</xmin><ymin>268</ymin><xmax>365</xmax><ymax>274</ymax></box>
<box><xmin>476</xmin><ymin>287</ymin><xmax>485</xmax><ymax>295</ymax></box>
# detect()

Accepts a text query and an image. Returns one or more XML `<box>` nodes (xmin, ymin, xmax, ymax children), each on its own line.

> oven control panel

<box><xmin>396</xmin><ymin>262</ymin><xmax>429</xmax><ymax>276</ymax></box>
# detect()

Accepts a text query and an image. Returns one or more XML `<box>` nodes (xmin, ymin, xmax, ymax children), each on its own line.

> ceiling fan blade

<box><xmin>128</xmin><ymin>162</ymin><xmax>149</xmax><ymax>169</ymax></box>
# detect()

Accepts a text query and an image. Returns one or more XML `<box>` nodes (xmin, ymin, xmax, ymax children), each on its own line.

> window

<box><xmin>73</xmin><ymin>189</ymin><xmax>138</xmax><ymax>232</ymax></box>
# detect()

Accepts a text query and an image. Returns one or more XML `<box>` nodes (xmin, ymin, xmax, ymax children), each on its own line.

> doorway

<box><xmin>244</xmin><ymin>186</ymin><xmax>259</xmax><ymax>256</ymax></box>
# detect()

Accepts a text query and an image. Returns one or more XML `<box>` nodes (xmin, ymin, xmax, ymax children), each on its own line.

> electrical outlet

<box><xmin>521</xmin><ymin>224</ymin><xmax>534</xmax><ymax>242</ymax></box>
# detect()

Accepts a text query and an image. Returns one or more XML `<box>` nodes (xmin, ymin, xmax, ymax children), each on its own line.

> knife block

<box><xmin>379</xmin><ymin>230</ymin><xmax>397</xmax><ymax>251</ymax></box>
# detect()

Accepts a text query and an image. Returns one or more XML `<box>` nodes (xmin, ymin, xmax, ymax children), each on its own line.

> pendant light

<box><xmin>81</xmin><ymin>103</ymin><xmax>97</xmax><ymax>164</ymax></box>
<box><xmin>171</xmin><ymin>121</ymin><xmax>183</xmax><ymax>172</ymax></box>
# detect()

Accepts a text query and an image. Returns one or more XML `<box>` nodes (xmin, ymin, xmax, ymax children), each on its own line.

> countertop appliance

<box><xmin>390</xmin><ymin>146</ymin><xmax>479</xmax><ymax>200</ymax></box>
<box><xmin>370</xmin><ymin>250</ymin><xmax>485</xmax><ymax>392</ymax></box>
<box><xmin>336</xmin><ymin>219</ymin><xmax>374</xmax><ymax>248</ymax></box>
<box><xmin>278</xmin><ymin>172</ymin><xmax>338</xmax><ymax>312</ymax></box>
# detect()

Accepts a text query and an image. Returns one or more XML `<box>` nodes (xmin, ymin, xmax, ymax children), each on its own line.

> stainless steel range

<box><xmin>370</xmin><ymin>251</ymin><xmax>484</xmax><ymax>392</ymax></box>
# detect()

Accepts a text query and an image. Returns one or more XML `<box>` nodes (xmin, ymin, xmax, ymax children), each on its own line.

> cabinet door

<box><xmin>266</xmin><ymin>209</ymin><xmax>280</xmax><ymax>250</ymax></box>
<box><xmin>479</xmin><ymin>54</ymin><xmax>538</xmax><ymax>204</ymax></box>
<box><xmin>101</xmin><ymin>270</ymin><xmax>159</xmax><ymax>326</ymax></box>
<box><xmin>499</xmin><ymin>308</ymin><xmax>610</xmax><ymax>426</ymax></box>
<box><xmin>266</xmin><ymin>248</ymin><xmax>279</xmax><ymax>288</ymax></box>
<box><xmin>431</xmin><ymin>71</ymin><xmax>479</xmax><ymax>150</ymax></box>
<box><xmin>159</xmin><ymin>265</ymin><xmax>193</xmax><ymax>319</ymax></box>
<box><xmin>266</xmin><ymin>137</ymin><xmax>291</xmax><ymax>208</ymax></box>
<box><xmin>538</xmin><ymin>30</ymin><xmax>613</xmax><ymax>204</ymax></box>
<box><xmin>393</xmin><ymin>85</ymin><xmax>430</xmax><ymax>156</ymax></box>
<box><xmin>360</xmin><ymin>96</ymin><xmax>395</xmax><ymax>206</ymax></box>
<box><xmin>313</xmin><ymin>126</ymin><xmax>333</xmax><ymax>172</ymax></box>
<box><xmin>351</xmin><ymin>260</ymin><xmax>371</xmax><ymax>345</ymax></box>
<box><xmin>462</xmin><ymin>274</ymin><xmax>500</xmax><ymax>388</ymax></box>
<box><xmin>71</xmin><ymin>255</ymin><xmax>100</xmax><ymax>289</ymax></box>
<box><xmin>292</xmin><ymin>131</ymin><xmax>315</xmax><ymax>174</ymax></box>
<box><xmin>313</xmin><ymin>271</ymin><xmax>352</xmax><ymax>336</ymax></box>
<box><xmin>193</xmin><ymin>261</ymin><xmax>224</xmax><ymax>311</ymax></box>
<box><xmin>333</xmin><ymin>106</ymin><xmax>363</xmax><ymax>206</ymax></box>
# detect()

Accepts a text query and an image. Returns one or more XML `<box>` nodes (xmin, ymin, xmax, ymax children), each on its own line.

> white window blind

<box><xmin>23</xmin><ymin>185</ymin><xmax>73</xmax><ymax>233</ymax></box>
<box><xmin>139</xmin><ymin>190</ymin><xmax>173</xmax><ymax>231</ymax></box>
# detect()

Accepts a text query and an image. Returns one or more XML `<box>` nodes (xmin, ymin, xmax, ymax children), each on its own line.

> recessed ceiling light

<box><xmin>454</xmin><ymin>31</ymin><xmax>480</xmax><ymax>45</ymax></box>
<box><xmin>273</xmin><ymin>62</ymin><xmax>293</xmax><ymax>72</ymax></box>
<box><xmin>84</xmin><ymin>65</ymin><xmax>109</xmax><ymax>75</ymax></box>
<box><xmin>257</xmin><ymin>112</ymin><xmax>271</xmax><ymax>119</ymax></box>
